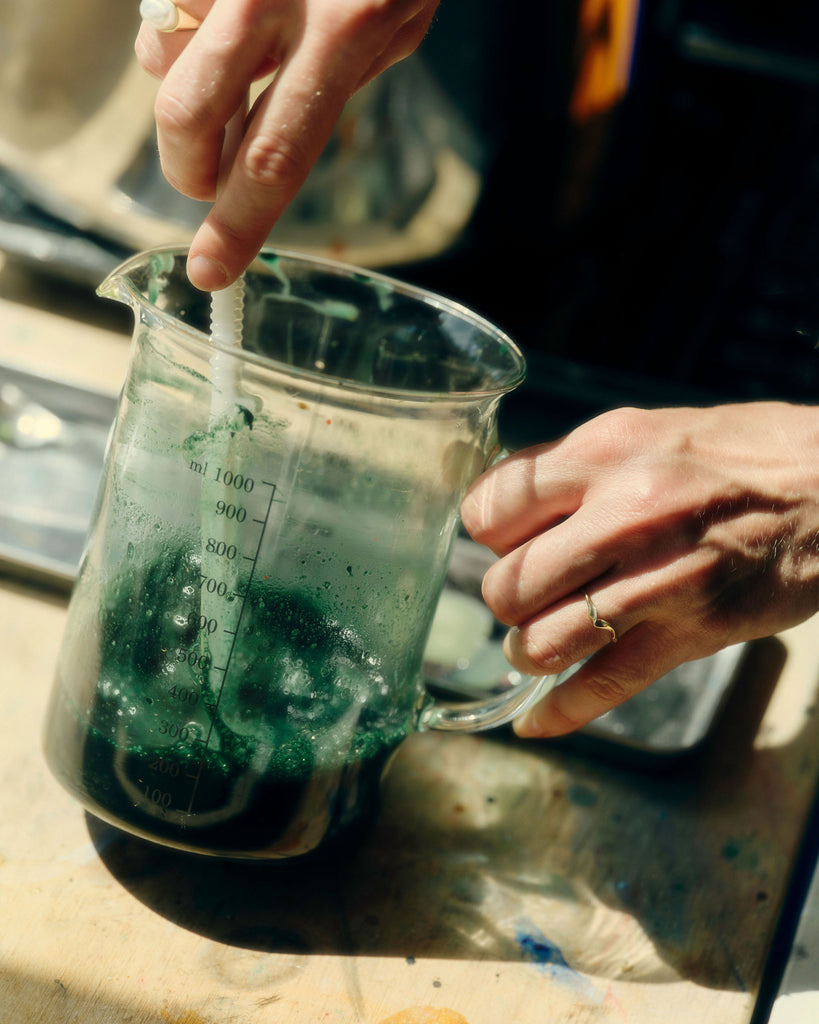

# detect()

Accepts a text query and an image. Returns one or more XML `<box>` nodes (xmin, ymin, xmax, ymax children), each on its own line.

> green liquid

<box><xmin>45</xmin><ymin>548</ymin><xmax>415</xmax><ymax>859</ymax></box>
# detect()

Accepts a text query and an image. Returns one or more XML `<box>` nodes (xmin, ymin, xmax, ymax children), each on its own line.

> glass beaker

<box><xmin>43</xmin><ymin>247</ymin><xmax>550</xmax><ymax>860</ymax></box>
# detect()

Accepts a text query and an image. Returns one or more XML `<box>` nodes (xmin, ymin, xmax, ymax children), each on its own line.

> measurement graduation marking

<box><xmin>185</xmin><ymin>479</ymin><xmax>280</xmax><ymax>813</ymax></box>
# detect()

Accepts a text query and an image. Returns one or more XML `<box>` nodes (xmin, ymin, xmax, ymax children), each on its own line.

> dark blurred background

<box><xmin>1</xmin><ymin>0</ymin><xmax>817</xmax><ymax>444</ymax></box>
<box><xmin>401</xmin><ymin>0</ymin><xmax>819</xmax><ymax>443</ymax></box>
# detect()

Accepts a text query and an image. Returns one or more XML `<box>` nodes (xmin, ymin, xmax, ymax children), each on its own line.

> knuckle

<box><xmin>543</xmin><ymin>699</ymin><xmax>586</xmax><ymax>735</ymax></box>
<box><xmin>518</xmin><ymin>628</ymin><xmax>572</xmax><ymax>674</ymax></box>
<box><xmin>578</xmin><ymin>406</ymin><xmax>652</xmax><ymax>463</ymax></box>
<box><xmin>134</xmin><ymin>36</ymin><xmax>163</xmax><ymax>79</ymax></box>
<box><xmin>611</xmin><ymin>465</ymin><xmax>673</xmax><ymax>528</ymax></box>
<box><xmin>585</xmin><ymin>671</ymin><xmax>634</xmax><ymax>709</ymax></box>
<box><xmin>480</xmin><ymin>568</ymin><xmax>519</xmax><ymax>627</ymax></box>
<box><xmin>327</xmin><ymin>0</ymin><xmax>423</xmax><ymax>44</ymax></box>
<box><xmin>154</xmin><ymin>90</ymin><xmax>213</xmax><ymax>140</ymax></box>
<box><xmin>346</xmin><ymin>0</ymin><xmax>401</xmax><ymax>25</ymax></box>
<box><xmin>243</xmin><ymin>130</ymin><xmax>307</xmax><ymax>190</ymax></box>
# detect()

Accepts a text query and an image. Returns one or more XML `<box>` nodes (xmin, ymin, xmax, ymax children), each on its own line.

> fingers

<box><xmin>135</xmin><ymin>0</ymin><xmax>441</xmax><ymax>290</ymax></box>
<box><xmin>151</xmin><ymin>1</ymin><xmax>285</xmax><ymax>204</ymax></box>
<box><xmin>501</xmin><ymin>589</ymin><xmax>631</xmax><ymax>679</ymax></box>
<box><xmin>135</xmin><ymin>1</ymin><xmax>212</xmax><ymax>77</ymax></box>
<box><xmin>462</xmin><ymin>408</ymin><xmax>662</xmax><ymax>556</ymax></box>
<box><xmin>512</xmin><ymin>622</ymin><xmax>703</xmax><ymax>738</ymax></box>
<box><xmin>461</xmin><ymin>443</ymin><xmax>585</xmax><ymax>556</ymax></box>
<box><xmin>463</xmin><ymin>402</ymin><xmax>819</xmax><ymax>740</ymax></box>
<box><xmin>185</xmin><ymin>2</ymin><xmax>438</xmax><ymax>288</ymax></box>
<box><xmin>186</xmin><ymin>47</ymin><xmax>357</xmax><ymax>289</ymax></box>
<box><xmin>497</xmin><ymin>565</ymin><xmax>667</xmax><ymax>680</ymax></box>
<box><xmin>352</xmin><ymin>6</ymin><xmax>439</xmax><ymax>90</ymax></box>
<box><xmin>480</xmin><ymin>507</ymin><xmax>623</xmax><ymax>627</ymax></box>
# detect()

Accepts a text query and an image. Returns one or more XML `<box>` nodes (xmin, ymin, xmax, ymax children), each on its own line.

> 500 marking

<box><xmin>175</xmin><ymin>649</ymin><xmax>211</xmax><ymax>672</ymax></box>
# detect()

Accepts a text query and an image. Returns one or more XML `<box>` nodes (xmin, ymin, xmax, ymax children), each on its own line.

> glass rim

<box><xmin>99</xmin><ymin>245</ymin><xmax>527</xmax><ymax>403</ymax></box>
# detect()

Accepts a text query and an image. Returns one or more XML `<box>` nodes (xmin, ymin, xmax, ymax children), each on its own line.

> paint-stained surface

<box><xmin>3</xmin><ymin>551</ymin><xmax>819</xmax><ymax>1024</ymax></box>
<box><xmin>5</xmin><ymin>231</ymin><xmax>819</xmax><ymax>1024</ymax></box>
<box><xmin>377</xmin><ymin>1008</ymin><xmax>470</xmax><ymax>1024</ymax></box>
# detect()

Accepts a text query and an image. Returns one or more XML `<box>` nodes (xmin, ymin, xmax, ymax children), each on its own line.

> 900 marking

<box><xmin>215</xmin><ymin>500</ymin><xmax>247</xmax><ymax>521</ymax></box>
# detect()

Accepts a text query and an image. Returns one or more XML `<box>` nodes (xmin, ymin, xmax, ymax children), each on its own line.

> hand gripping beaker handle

<box><xmin>418</xmin><ymin>673</ymin><xmax>555</xmax><ymax>733</ymax></box>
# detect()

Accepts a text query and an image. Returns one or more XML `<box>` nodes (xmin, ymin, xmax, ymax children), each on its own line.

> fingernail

<box><xmin>187</xmin><ymin>253</ymin><xmax>228</xmax><ymax>291</ymax></box>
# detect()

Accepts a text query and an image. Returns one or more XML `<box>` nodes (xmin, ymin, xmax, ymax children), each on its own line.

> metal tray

<box><xmin>424</xmin><ymin>537</ymin><xmax>747</xmax><ymax>761</ymax></box>
<box><xmin>0</xmin><ymin>363</ymin><xmax>117</xmax><ymax>590</ymax></box>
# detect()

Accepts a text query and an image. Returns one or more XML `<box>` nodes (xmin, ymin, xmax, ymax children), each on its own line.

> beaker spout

<box><xmin>96</xmin><ymin>248</ymin><xmax>179</xmax><ymax>311</ymax></box>
<box><xmin>96</xmin><ymin>268</ymin><xmax>131</xmax><ymax>307</ymax></box>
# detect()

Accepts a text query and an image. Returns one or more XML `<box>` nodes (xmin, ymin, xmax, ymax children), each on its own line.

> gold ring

<box><xmin>585</xmin><ymin>593</ymin><xmax>618</xmax><ymax>644</ymax></box>
<box><xmin>140</xmin><ymin>0</ymin><xmax>202</xmax><ymax>32</ymax></box>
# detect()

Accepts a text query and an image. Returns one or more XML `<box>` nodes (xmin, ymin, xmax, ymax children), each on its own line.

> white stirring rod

<box><xmin>201</xmin><ymin>104</ymin><xmax>249</xmax><ymax>683</ymax></box>
<box><xmin>209</xmin><ymin>103</ymin><xmax>248</xmax><ymax>402</ymax></box>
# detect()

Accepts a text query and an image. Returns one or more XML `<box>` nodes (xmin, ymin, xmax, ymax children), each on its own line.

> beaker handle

<box><xmin>418</xmin><ymin>673</ymin><xmax>555</xmax><ymax>733</ymax></box>
<box><xmin>419</xmin><ymin>446</ymin><xmax>558</xmax><ymax>733</ymax></box>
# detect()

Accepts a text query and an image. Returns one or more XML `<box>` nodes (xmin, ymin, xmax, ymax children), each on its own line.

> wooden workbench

<box><xmin>2</xmin><ymin>258</ymin><xmax>819</xmax><ymax>1024</ymax></box>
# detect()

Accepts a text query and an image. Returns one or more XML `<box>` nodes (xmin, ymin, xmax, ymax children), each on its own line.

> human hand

<box><xmin>135</xmin><ymin>0</ymin><xmax>440</xmax><ymax>290</ymax></box>
<box><xmin>461</xmin><ymin>402</ymin><xmax>819</xmax><ymax>738</ymax></box>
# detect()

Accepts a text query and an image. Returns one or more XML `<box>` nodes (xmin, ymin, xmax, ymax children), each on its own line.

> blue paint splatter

<box><xmin>518</xmin><ymin>932</ymin><xmax>572</xmax><ymax>970</ymax></box>
<box><xmin>515</xmin><ymin>922</ymin><xmax>600</xmax><ymax>1002</ymax></box>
